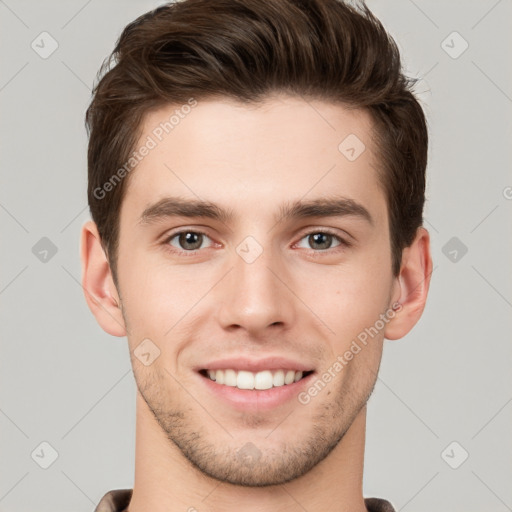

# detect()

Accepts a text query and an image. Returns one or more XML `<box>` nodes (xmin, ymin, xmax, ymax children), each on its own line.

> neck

<box><xmin>127</xmin><ymin>391</ymin><xmax>368</xmax><ymax>512</ymax></box>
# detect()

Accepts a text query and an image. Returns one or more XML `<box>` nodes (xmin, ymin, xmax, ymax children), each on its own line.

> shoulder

<box><xmin>93</xmin><ymin>489</ymin><xmax>133</xmax><ymax>512</ymax></box>
<box><xmin>364</xmin><ymin>497</ymin><xmax>396</xmax><ymax>512</ymax></box>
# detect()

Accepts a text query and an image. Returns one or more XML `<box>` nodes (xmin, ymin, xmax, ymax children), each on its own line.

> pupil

<box><xmin>310</xmin><ymin>233</ymin><xmax>331</xmax><ymax>250</ymax></box>
<box><xmin>180</xmin><ymin>232</ymin><xmax>202</xmax><ymax>250</ymax></box>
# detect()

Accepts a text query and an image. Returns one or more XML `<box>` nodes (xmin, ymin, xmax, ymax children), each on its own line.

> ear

<box><xmin>384</xmin><ymin>227</ymin><xmax>433</xmax><ymax>340</ymax></box>
<box><xmin>80</xmin><ymin>220</ymin><xmax>127</xmax><ymax>337</ymax></box>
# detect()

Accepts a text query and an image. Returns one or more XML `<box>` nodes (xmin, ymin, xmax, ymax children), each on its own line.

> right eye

<box><xmin>165</xmin><ymin>231</ymin><xmax>214</xmax><ymax>252</ymax></box>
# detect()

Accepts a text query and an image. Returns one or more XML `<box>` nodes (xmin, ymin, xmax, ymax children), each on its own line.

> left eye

<box><xmin>296</xmin><ymin>232</ymin><xmax>343</xmax><ymax>251</ymax></box>
<box><xmin>167</xmin><ymin>231</ymin><xmax>213</xmax><ymax>251</ymax></box>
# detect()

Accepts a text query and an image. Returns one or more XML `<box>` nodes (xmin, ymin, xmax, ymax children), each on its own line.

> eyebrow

<box><xmin>139</xmin><ymin>196</ymin><xmax>373</xmax><ymax>226</ymax></box>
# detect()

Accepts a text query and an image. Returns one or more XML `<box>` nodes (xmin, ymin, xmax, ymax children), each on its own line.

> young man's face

<box><xmin>88</xmin><ymin>95</ymin><xmax>425</xmax><ymax>486</ymax></box>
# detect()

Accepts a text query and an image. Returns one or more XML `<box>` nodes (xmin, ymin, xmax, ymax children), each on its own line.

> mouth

<box><xmin>194</xmin><ymin>355</ymin><xmax>317</xmax><ymax>411</ymax></box>
<box><xmin>196</xmin><ymin>367</ymin><xmax>316</xmax><ymax>412</ymax></box>
<box><xmin>198</xmin><ymin>368</ymin><xmax>315</xmax><ymax>391</ymax></box>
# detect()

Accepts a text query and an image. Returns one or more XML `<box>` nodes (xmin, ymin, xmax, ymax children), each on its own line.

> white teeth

<box><xmin>236</xmin><ymin>370</ymin><xmax>254</xmax><ymax>389</ymax></box>
<box><xmin>205</xmin><ymin>369</ymin><xmax>308</xmax><ymax>390</ymax></box>
<box><xmin>224</xmin><ymin>369</ymin><xmax>237</xmax><ymax>387</ymax></box>
<box><xmin>285</xmin><ymin>370</ymin><xmax>295</xmax><ymax>385</ymax></box>
<box><xmin>272</xmin><ymin>370</ymin><xmax>285</xmax><ymax>387</ymax></box>
<box><xmin>254</xmin><ymin>370</ymin><xmax>273</xmax><ymax>390</ymax></box>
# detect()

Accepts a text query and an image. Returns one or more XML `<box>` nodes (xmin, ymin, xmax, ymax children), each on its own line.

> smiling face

<box><xmin>97</xmin><ymin>95</ymin><xmax>403</xmax><ymax>486</ymax></box>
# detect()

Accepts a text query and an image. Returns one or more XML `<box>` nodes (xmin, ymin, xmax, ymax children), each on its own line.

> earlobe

<box><xmin>384</xmin><ymin>227</ymin><xmax>433</xmax><ymax>340</ymax></box>
<box><xmin>80</xmin><ymin>220</ymin><xmax>127</xmax><ymax>337</ymax></box>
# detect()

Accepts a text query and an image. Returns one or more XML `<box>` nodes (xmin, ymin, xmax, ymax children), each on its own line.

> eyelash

<box><xmin>162</xmin><ymin>229</ymin><xmax>351</xmax><ymax>257</ymax></box>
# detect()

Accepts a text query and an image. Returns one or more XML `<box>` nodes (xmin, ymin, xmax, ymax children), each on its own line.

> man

<box><xmin>81</xmin><ymin>0</ymin><xmax>432</xmax><ymax>511</ymax></box>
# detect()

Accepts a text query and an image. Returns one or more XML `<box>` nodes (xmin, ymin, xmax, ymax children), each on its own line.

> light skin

<box><xmin>81</xmin><ymin>95</ymin><xmax>432</xmax><ymax>512</ymax></box>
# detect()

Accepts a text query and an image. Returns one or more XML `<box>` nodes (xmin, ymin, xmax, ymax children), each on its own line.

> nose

<box><xmin>215</xmin><ymin>241</ymin><xmax>296</xmax><ymax>336</ymax></box>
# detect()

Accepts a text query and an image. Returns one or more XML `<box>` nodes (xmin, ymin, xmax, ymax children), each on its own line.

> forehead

<box><xmin>121</xmin><ymin>95</ymin><xmax>386</xmax><ymax>224</ymax></box>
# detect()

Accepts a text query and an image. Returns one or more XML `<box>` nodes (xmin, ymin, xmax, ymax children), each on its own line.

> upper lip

<box><xmin>196</xmin><ymin>356</ymin><xmax>314</xmax><ymax>373</ymax></box>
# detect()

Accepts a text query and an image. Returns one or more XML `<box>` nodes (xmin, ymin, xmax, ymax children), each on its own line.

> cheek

<box><xmin>311</xmin><ymin>270</ymin><xmax>388</xmax><ymax>398</ymax></box>
<box><xmin>296</xmin><ymin>267</ymin><xmax>392</xmax><ymax>384</ymax></box>
<box><xmin>297</xmin><ymin>258</ymin><xmax>392</xmax><ymax>336</ymax></box>
<box><xmin>117</xmin><ymin>250</ymin><xmax>173</xmax><ymax>334</ymax></box>
<box><xmin>118</xmin><ymin>250</ymin><xmax>215</xmax><ymax>342</ymax></box>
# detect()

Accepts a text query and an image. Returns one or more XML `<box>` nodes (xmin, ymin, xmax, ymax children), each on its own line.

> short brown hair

<box><xmin>86</xmin><ymin>0</ymin><xmax>428</xmax><ymax>280</ymax></box>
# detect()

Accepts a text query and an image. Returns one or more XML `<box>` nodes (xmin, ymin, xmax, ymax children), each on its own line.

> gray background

<box><xmin>1</xmin><ymin>0</ymin><xmax>511</xmax><ymax>511</ymax></box>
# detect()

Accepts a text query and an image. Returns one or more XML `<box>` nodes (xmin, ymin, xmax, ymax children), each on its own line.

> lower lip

<box><xmin>198</xmin><ymin>371</ymin><xmax>315</xmax><ymax>412</ymax></box>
